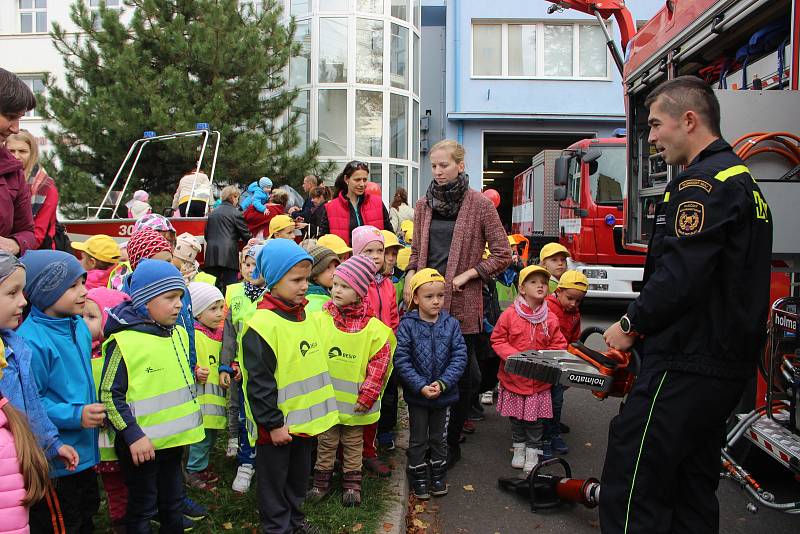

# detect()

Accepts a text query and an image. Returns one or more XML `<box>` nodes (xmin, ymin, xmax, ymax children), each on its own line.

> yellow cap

<box><xmin>539</xmin><ymin>242</ymin><xmax>570</xmax><ymax>262</ymax></box>
<box><xmin>519</xmin><ymin>265</ymin><xmax>551</xmax><ymax>288</ymax></box>
<box><xmin>400</xmin><ymin>219</ymin><xmax>414</xmax><ymax>242</ymax></box>
<box><xmin>72</xmin><ymin>234</ymin><xmax>121</xmax><ymax>264</ymax></box>
<box><xmin>557</xmin><ymin>270</ymin><xmax>589</xmax><ymax>292</ymax></box>
<box><xmin>269</xmin><ymin>215</ymin><xmax>295</xmax><ymax>237</ymax></box>
<box><xmin>381</xmin><ymin>230</ymin><xmax>402</xmax><ymax>249</ymax></box>
<box><xmin>317</xmin><ymin>234</ymin><xmax>352</xmax><ymax>255</ymax></box>
<box><xmin>508</xmin><ymin>235</ymin><xmax>518</xmax><ymax>245</ymax></box>
<box><xmin>396</xmin><ymin>247</ymin><xmax>412</xmax><ymax>270</ymax></box>
<box><xmin>410</xmin><ymin>268</ymin><xmax>446</xmax><ymax>296</ymax></box>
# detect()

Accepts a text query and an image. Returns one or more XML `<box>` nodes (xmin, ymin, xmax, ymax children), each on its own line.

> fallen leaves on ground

<box><xmin>463</xmin><ymin>484</ymin><xmax>475</xmax><ymax>491</ymax></box>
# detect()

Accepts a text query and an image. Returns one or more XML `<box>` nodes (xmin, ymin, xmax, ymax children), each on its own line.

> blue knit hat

<box><xmin>254</xmin><ymin>239</ymin><xmax>312</xmax><ymax>290</ymax></box>
<box><xmin>258</xmin><ymin>176</ymin><xmax>273</xmax><ymax>189</ymax></box>
<box><xmin>128</xmin><ymin>259</ymin><xmax>186</xmax><ymax>312</ymax></box>
<box><xmin>21</xmin><ymin>250</ymin><xmax>86</xmax><ymax>311</ymax></box>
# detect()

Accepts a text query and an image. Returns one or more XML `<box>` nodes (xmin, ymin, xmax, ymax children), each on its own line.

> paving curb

<box><xmin>377</xmin><ymin>425</ymin><xmax>409</xmax><ymax>534</ymax></box>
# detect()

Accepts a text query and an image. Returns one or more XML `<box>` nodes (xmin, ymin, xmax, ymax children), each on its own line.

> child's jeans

<box><xmin>237</xmin><ymin>381</ymin><xmax>256</xmax><ymax>466</ymax></box>
<box><xmin>116</xmin><ymin>443</ymin><xmax>184</xmax><ymax>534</ymax></box>
<box><xmin>316</xmin><ymin>424</ymin><xmax>364</xmax><ymax>472</ymax></box>
<box><xmin>510</xmin><ymin>416</ymin><xmax>544</xmax><ymax>449</ymax></box>
<box><xmin>187</xmin><ymin>428</ymin><xmax>218</xmax><ymax>473</ymax></box>
<box><xmin>407</xmin><ymin>404</ymin><xmax>449</xmax><ymax>466</ymax></box>
<box><xmin>543</xmin><ymin>383</ymin><xmax>565</xmax><ymax>441</ymax></box>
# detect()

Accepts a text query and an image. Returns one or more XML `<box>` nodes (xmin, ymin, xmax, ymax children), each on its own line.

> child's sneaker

<box><xmin>462</xmin><ymin>420</ymin><xmax>476</xmax><ymax>434</ymax></box>
<box><xmin>225</xmin><ymin>437</ymin><xmax>239</xmax><ymax>457</ymax></box>
<box><xmin>183</xmin><ymin>516</ymin><xmax>195</xmax><ymax>532</ymax></box>
<box><xmin>480</xmin><ymin>391</ymin><xmax>494</xmax><ymax>405</ymax></box>
<box><xmin>377</xmin><ymin>432</ymin><xmax>396</xmax><ymax>450</ymax></box>
<box><xmin>294</xmin><ymin>520</ymin><xmax>323</xmax><ymax>534</ymax></box>
<box><xmin>522</xmin><ymin>448</ymin><xmax>540</xmax><ymax>476</ymax></box>
<box><xmin>182</xmin><ymin>497</ymin><xmax>207</xmax><ymax>521</ymax></box>
<box><xmin>541</xmin><ymin>441</ymin><xmax>554</xmax><ymax>461</ymax></box>
<box><xmin>185</xmin><ymin>470</ymin><xmax>216</xmax><ymax>490</ymax></box>
<box><xmin>363</xmin><ymin>456</ymin><xmax>391</xmax><ymax>477</ymax></box>
<box><xmin>551</xmin><ymin>435</ymin><xmax>569</xmax><ymax>455</ymax></box>
<box><xmin>232</xmin><ymin>464</ymin><xmax>255</xmax><ymax>493</ymax></box>
<box><xmin>511</xmin><ymin>443</ymin><xmax>525</xmax><ymax>469</ymax></box>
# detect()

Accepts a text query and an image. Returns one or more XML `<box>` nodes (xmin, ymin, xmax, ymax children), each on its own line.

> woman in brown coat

<box><xmin>404</xmin><ymin>139</ymin><xmax>511</xmax><ymax>466</ymax></box>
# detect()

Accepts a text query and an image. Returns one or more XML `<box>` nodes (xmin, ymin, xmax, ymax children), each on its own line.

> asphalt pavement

<box><xmin>425</xmin><ymin>300</ymin><xmax>800</xmax><ymax>534</ymax></box>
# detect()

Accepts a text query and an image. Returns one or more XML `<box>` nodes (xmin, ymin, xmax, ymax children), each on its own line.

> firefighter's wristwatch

<box><xmin>619</xmin><ymin>314</ymin><xmax>637</xmax><ymax>336</ymax></box>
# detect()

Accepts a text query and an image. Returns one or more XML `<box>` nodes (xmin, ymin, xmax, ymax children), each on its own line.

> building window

<box><xmin>472</xmin><ymin>24</ymin><xmax>502</xmax><ymax>76</ymax></box>
<box><xmin>320</xmin><ymin>0</ymin><xmax>348</xmax><ymax>11</ymax></box>
<box><xmin>389</xmin><ymin>94</ymin><xmax>407</xmax><ymax>159</ymax></box>
<box><xmin>90</xmin><ymin>0</ymin><xmax>121</xmax><ymax>31</ymax></box>
<box><xmin>391</xmin><ymin>0</ymin><xmax>408</xmax><ymax>21</ymax></box>
<box><xmin>291</xmin><ymin>90</ymin><xmax>310</xmax><ymax>154</ymax></box>
<box><xmin>472</xmin><ymin>21</ymin><xmax>610</xmax><ymax>79</ymax></box>
<box><xmin>389</xmin><ymin>164</ymin><xmax>407</xmax><ymax>199</ymax></box>
<box><xmin>356</xmin><ymin>18</ymin><xmax>383</xmax><ymax>85</ymax></box>
<box><xmin>319</xmin><ymin>18</ymin><xmax>348</xmax><ymax>83</ymax></box>
<box><xmin>357</xmin><ymin>0</ymin><xmax>383</xmax><ymax>14</ymax></box>
<box><xmin>318</xmin><ymin>89</ymin><xmax>348</xmax><ymax>156</ymax></box>
<box><xmin>239</xmin><ymin>0</ymin><xmax>263</xmax><ymax>18</ymax></box>
<box><xmin>290</xmin><ymin>20</ymin><xmax>312</xmax><ymax>86</ymax></box>
<box><xmin>20</xmin><ymin>75</ymin><xmax>46</xmax><ymax>117</ymax></box>
<box><xmin>19</xmin><ymin>0</ymin><xmax>47</xmax><ymax>34</ymax></box>
<box><xmin>390</xmin><ymin>23</ymin><xmax>408</xmax><ymax>89</ymax></box>
<box><xmin>290</xmin><ymin>0</ymin><xmax>310</xmax><ymax>17</ymax></box>
<box><xmin>355</xmin><ymin>90</ymin><xmax>383</xmax><ymax>157</ymax></box>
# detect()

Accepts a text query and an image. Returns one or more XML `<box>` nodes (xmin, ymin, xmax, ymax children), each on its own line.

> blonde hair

<box><xmin>270</xmin><ymin>189</ymin><xmax>289</xmax><ymax>207</ymax></box>
<box><xmin>2</xmin><ymin>401</ymin><xmax>50</xmax><ymax>505</ymax></box>
<box><xmin>429</xmin><ymin>139</ymin><xmax>465</xmax><ymax>165</ymax></box>
<box><xmin>6</xmin><ymin>129</ymin><xmax>39</xmax><ymax>179</ymax></box>
<box><xmin>220</xmin><ymin>185</ymin><xmax>240</xmax><ymax>202</ymax></box>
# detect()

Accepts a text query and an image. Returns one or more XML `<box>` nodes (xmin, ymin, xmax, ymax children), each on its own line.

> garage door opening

<box><xmin>482</xmin><ymin>132</ymin><xmax>593</xmax><ymax>229</ymax></box>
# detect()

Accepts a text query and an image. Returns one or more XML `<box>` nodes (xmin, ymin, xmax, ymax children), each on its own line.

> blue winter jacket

<box><xmin>0</xmin><ymin>329</ymin><xmax>64</xmax><ymax>460</ymax></box>
<box><xmin>18</xmin><ymin>308</ymin><xmax>99</xmax><ymax>477</ymax></box>
<box><xmin>241</xmin><ymin>181</ymin><xmax>270</xmax><ymax>212</ymax></box>
<box><xmin>394</xmin><ymin>310</ymin><xmax>468</xmax><ymax>408</ymax></box>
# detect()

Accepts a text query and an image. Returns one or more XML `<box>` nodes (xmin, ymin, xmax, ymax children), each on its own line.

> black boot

<box><xmin>429</xmin><ymin>460</ymin><xmax>448</xmax><ymax>496</ymax></box>
<box><xmin>408</xmin><ymin>464</ymin><xmax>430</xmax><ymax>500</ymax></box>
<box><xmin>446</xmin><ymin>444</ymin><xmax>461</xmax><ymax>469</ymax></box>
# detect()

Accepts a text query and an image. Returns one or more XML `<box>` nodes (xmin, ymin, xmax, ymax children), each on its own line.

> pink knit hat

<box><xmin>87</xmin><ymin>287</ymin><xmax>130</xmax><ymax>331</ymax></box>
<box><xmin>351</xmin><ymin>225</ymin><xmax>384</xmax><ymax>256</ymax></box>
<box><xmin>334</xmin><ymin>254</ymin><xmax>377</xmax><ymax>298</ymax></box>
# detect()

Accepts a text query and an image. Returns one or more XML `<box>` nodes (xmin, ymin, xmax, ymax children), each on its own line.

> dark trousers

<box><xmin>178</xmin><ymin>200</ymin><xmax>208</xmax><ymax>217</ymax></box>
<box><xmin>599</xmin><ymin>364</ymin><xmax>746</xmax><ymax>534</ymax></box>
<box><xmin>378</xmin><ymin>369</ymin><xmax>399</xmax><ymax>436</ymax></box>
<box><xmin>116</xmin><ymin>443</ymin><xmax>184</xmax><ymax>534</ymax></box>
<box><xmin>30</xmin><ymin>468</ymin><xmax>100</xmax><ymax>534</ymax></box>
<box><xmin>543</xmin><ymin>383</ymin><xmax>565</xmax><ymax>441</ymax></box>
<box><xmin>256</xmin><ymin>437</ymin><xmax>314</xmax><ymax>534</ymax></box>
<box><xmin>407</xmin><ymin>404</ymin><xmax>449</xmax><ymax>466</ymax></box>
<box><xmin>205</xmin><ymin>266</ymin><xmax>240</xmax><ymax>294</ymax></box>
<box><xmin>447</xmin><ymin>334</ymin><xmax>481</xmax><ymax>449</ymax></box>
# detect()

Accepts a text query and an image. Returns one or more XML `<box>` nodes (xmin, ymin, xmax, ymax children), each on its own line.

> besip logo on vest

<box><xmin>328</xmin><ymin>346</ymin><xmax>358</xmax><ymax>360</ymax></box>
<box><xmin>145</xmin><ymin>366</ymin><xmax>164</xmax><ymax>374</ymax></box>
<box><xmin>299</xmin><ymin>340</ymin><xmax>318</xmax><ymax>357</ymax></box>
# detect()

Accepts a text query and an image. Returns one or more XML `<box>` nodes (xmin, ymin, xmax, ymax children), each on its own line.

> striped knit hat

<box><xmin>334</xmin><ymin>254</ymin><xmax>376</xmax><ymax>298</ymax></box>
<box><xmin>128</xmin><ymin>259</ymin><xmax>186</xmax><ymax>312</ymax></box>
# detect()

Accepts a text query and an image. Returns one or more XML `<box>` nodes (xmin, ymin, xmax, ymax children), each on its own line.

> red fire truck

<box><xmin>511</xmin><ymin>135</ymin><xmax>645</xmax><ymax>298</ymax></box>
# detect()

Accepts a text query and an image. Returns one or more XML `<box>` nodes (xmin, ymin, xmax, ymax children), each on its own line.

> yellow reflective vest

<box><xmin>90</xmin><ymin>356</ymin><xmax>117</xmax><ymax>461</ymax></box>
<box><xmin>314</xmin><ymin>312</ymin><xmax>396</xmax><ymax>426</ymax></box>
<box><xmin>193</xmin><ymin>329</ymin><xmax>227</xmax><ymax>430</ymax></box>
<box><xmin>225</xmin><ymin>283</ymin><xmax>259</xmax><ymax>335</ymax></box>
<box><xmin>103</xmin><ymin>326</ymin><xmax>204</xmax><ymax>450</ymax></box>
<box><xmin>305</xmin><ymin>293</ymin><xmax>330</xmax><ymax>314</ymax></box>
<box><xmin>240</xmin><ymin>309</ymin><xmax>338</xmax><ymax>446</ymax></box>
<box><xmin>194</xmin><ymin>272</ymin><xmax>217</xmax><ymax>286</ymax></box>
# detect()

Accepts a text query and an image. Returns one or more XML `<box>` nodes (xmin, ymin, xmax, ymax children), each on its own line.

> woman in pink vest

<box><xmin>317</xmin><ymin>161</ymin><xmax>392</xmax><ymax>245</ymax></box>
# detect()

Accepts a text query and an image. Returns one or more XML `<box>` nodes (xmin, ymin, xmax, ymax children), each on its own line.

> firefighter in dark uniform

<box><xmin>601</xmin><ymin>76</ymin><xmax>773</xmax><ymax>534</ymax></box>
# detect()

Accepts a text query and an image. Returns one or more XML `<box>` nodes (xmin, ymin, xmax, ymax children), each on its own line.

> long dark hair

<box><xmin>334</xmin><ymin>160</ymin><xmax>370</xmax><ymax>198</ymax></box>
<box><xmin>391</xmin><ymin>188</ymin><xmax>407</xmax><ymax>210</ymax></box>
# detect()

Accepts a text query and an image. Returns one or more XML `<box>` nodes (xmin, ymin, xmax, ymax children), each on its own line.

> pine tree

<box><xmin>45</xmin><ymin>0</ymin><xmax>329</xmax><ymax>218</ymax></box>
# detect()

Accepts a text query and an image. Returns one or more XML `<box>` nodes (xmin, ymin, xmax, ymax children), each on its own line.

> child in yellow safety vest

<box><xmin>220</xmin><ymin>241</ymin><xmax>264</xmax><ymax>493</ymax></box>
<box><xmin>84</xmin><ymin>287</ymin><xmax>131</xmax><ymax>532</ymax></box>
<box><xmin>307</xmin><ymin>254</ymin><xmax>396</xmax><ymax>507</ymax></box>
<box><xmin>240</xmin><ymin>239</ymin><xmax>339</xmax><ymax>533</ymax></box>
<box><xmin>100</xmin><ymin>260</ymin><xmax>204</xmax><ymax>532</ymax></box>
<box><xmin>185</xmin><ymin>282</ymin><xmax>233</xmax><ymax>490</ymax></box>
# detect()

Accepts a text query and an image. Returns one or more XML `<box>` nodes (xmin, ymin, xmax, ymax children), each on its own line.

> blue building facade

<box><xmin>418</xmin><ymin>0</ymin><xmax>662</xmax><ymax>224</ymax></box>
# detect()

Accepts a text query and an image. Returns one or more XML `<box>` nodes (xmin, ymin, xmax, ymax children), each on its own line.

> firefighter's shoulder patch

<box><xmin>675</xmin><ymin>201</ymin><xmax>704</xmax><ymax>236</ymax></box>
<box><xmin>678</xmin><ymin>178</ymin><xmax>712</xmax><ymax>194</ymax></box>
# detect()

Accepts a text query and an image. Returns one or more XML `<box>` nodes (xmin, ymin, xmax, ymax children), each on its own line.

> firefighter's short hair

<box><xmin>645</xmin><ymin>76</ymin><xmax>721</xmax><ymax>137</ymax></box>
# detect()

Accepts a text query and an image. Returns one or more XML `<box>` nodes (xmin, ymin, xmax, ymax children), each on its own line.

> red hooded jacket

<box><xmin>0</xmin><ymin>147</ymin><xmax>35</xmax><ymax>254</ymax></box>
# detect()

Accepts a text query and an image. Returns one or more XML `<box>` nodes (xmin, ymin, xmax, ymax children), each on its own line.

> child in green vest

<box><xmin>186</xmin><ymin>282</ymin><xmax>233</xmax><ymax>490</ymax></box>
<box><xmin>305</xmin><ymin>244</ymin><xmax>339</xmax><ymax>313</ymax></box>
<box><xmin>84</xmin><ymin>287</ymin><xmax>131</xmax><ymax>532</ymax></box>
<box><xmin>221</xmin><ymin>241</ymin><xmax>264</xmax><ymax>492</ymax></box>
<box><xmin>100</xmin><ymin>259</ymin><xmax>204</xmax><ymax>532</ymax></box>
<box><xmin>240</xmin><ymin>238</ymin><xmax>338</xmax><ymax>533</ymax></box>
<box><xmin>308</xmin><ymin>254</ymin><xmax>395</xmax><ymax>507</ymax></box>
